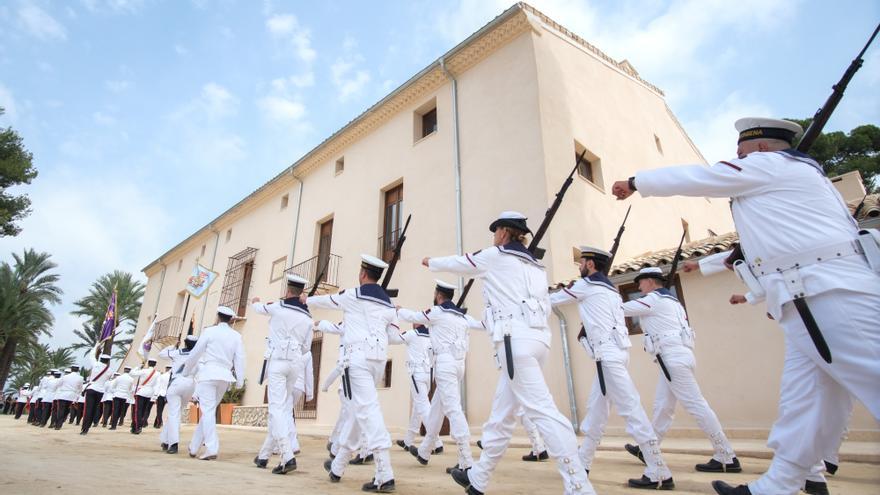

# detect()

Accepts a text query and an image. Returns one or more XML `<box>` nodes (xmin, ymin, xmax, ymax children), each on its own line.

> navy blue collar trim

<box><xmin>356</xmin><ymin>284</ymin><xmax>393</xmax><ymax>307</ymax></box>
<box><xmin>654</xmin><ymin>287</ymin><xmax>679</xmax><ymax>302</ymax></box>
<box><xmin>438</xmin><ymin>300</ymin><xmax>465</xmax><ymax>316</ymax></box>
<box><xmin>497</xmin><ymin>242</ymin><xmax>542</xmax><ymax>266</ymax></box>
<box><xmin>778</xmin><ymin>149</ymin><xmax>824</xmax><ymax>175</ymax></box>
<box><xmin>415</xmin><ymin>325</ymin><xmax>430</xmax><ymax>336</ymax></box>
<box><xmin>584</xmin><ymin>272</ymin><xmax>618</xmax><ymax>292</ymax></box>
<box><xmin>280</xmin><ymin>297</ymin><xmax>311</xmax><ymax>316</ymax></box>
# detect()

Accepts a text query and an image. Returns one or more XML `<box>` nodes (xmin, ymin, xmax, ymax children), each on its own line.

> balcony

<box><xmin>377</xmin><ymin>227</ymin><xmax>403</xmax><ymax>263</ymax></box>
<box><xmin>286</xmin><ymin>253</ymin><xmax>341</xmax><ymax>294</ymax></box>
<box><xmin>152</xmin><ymin>316</ymin><xmax>184</xmax><ymax>347</ymax></box>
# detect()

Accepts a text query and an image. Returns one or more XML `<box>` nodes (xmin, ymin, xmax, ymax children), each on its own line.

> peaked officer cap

<box><xmin>435</xmin><ymin>279</ymin><xmax>456</xmax><ymax>297</ymax></box>
<box><xmin>735</xmin><ymin>117</ymin><xmax>803</xmax><ymax>145</ymax></box>
<box><xmin>286</xmin><ymin>273</ymin><xmax>308</xmax><ymax>288</ymax></box>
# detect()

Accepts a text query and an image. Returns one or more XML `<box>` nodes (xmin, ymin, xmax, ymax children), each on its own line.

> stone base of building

<box><xmin>232</xmin><ymin>405</ymin><xmax>268</xmax><ymax>427</ymax></box>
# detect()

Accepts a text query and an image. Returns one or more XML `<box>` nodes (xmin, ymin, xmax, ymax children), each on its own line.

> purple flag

<box><xmin>99</xmin><ymin>291</ymin><xmax>117</xmax><ymax>342</ymax></box>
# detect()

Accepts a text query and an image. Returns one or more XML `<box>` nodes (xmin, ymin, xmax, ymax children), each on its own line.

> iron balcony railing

<box><xmin>152</xmin><ymin>316</ymin><xmax>184</xmax><ymax>346</ymax></box>
<box><xmin>286</xmin><ymin>253</ymin><xmax>341</xmax><ymax>293</ymax></box>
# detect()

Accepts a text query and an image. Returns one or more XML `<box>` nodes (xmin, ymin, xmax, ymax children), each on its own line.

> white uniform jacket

<box><xmin>43</xmin><ymin>377</ymin><xmax>61</xmax><ymax>402</ymax></box>
<box><xmin>155</xmin><ymin>371</ymin><xmax>170</xmax><ymax>398</ymax></box>
<box><xmin>85</xmin><ymin>356</ymin><xmax>113</xmax><ymax>393</ymax></box>
<box><xmin>251</xmin><ymin>297</ymin><xmax>314</xmax><ymax>361</ymax></box>
<box><xmin>55</xmin><ymin>372</ymin><xmax>85</xmax><ymax>402</ymax></box>
<box><xmin>159</xmin><ymin>346</ymin><xmax>198</xmax><ymax>389</ymax></box>
<box><xmin>113</xmin><ymin>373</ymin><xmax>135</xmax><ymax>400</ymax></box>
<box><xmin>398</xmin><ymin>301</ymin><xmax>485</xmax><ymax>360</ymax></box>
<box><xmin>183</xmin><ymin>322</ymin><xmax>245</xmax><ymax>387</ymax></box>
<box><xmin>399</xmin><ymin>326</ymin><xmax>433</xmax><ymax>373</ymax></box>
<box><xmin>131</xmin><ymin>366</ymin><xmax>159</xmax><ymax>399</ymax></box>
<box><xmin>16</xmin><ymin>388</ymin><xmax>30</xmax><ymax>403</ymax></box>
<box><xmin>621</xmin><ymin>288</ymin><xmax>695</xmax><ymax>355</ymax></box>
<box><xmin>101</xmin><ymin>378</ymin><xmax>117</xmax><ymax>402</ymax></box>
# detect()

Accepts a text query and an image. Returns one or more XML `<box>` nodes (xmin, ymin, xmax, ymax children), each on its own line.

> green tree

<box><xmin>791</xmin><ymin>119</ymin><xmax>880</xmax><ymax>193</ymax></box>
<box><xmin>70</xmin><ymin>319</ymin><xmax>131</xmax><ymax>360</ymax></box>
<box><xmin>71</xmin><ymin>270</ymin><xmax>144</xmax><ymax>356</ymax></box>
<box><xmin>5</xmin><ymin>343</ymin><xmax>76</xmax><ymax>393</ymax></box>
<box><xmin>0</xmin><ymin>107</ymin><xmax>38</xmax><ymax>237</ymax></box>
<box><xmin>0</xmin><ymin>249</ymin><xmax>62</xmax><ymax>391</ymax></box>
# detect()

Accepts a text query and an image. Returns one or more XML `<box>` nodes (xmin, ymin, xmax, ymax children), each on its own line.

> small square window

<box><xmin>421</xmin><ymin>109</ymin><xmax>437</xmax><ymax>138</ymax></box>
<box><xmin>200</xmin><ymin>244</ymin><xmax>206</xmax><ymax>257</ymax></box>
<box><xmin>413</xmin><ymin>98</ymin><xmax>437</xmax><ymax>143</ymax></box>
<box><xmin>280</xmin><ymin>194</ymin><xmax>289</xmax><ymax>210</ymax></box>
<box><xmin>654</xmin><ymin>134</ymin><xmax>664</xmax><ymax>155</ymax></box>
<box><xmin>177</xmin><ymin>259</ymin><xmax>183</xmax><ymax>272</ymax></box>
<box><xmin>335</xmin><ymin>157</ymin><xmax>345</xmax><ymax>175</ymax></box>
<box><xmin>226</xmin><ymin>229</ymin><xmax>232</xmax><ymax>243</ymax></box>
<box><xmin>574</xmin><ymin>141</ymin><xmax>604</xmax><ymax>190</ymax></box>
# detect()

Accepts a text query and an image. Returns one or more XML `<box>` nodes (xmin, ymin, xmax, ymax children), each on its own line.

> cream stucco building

<box><xmin>124</xmin><ymin>3</ymin><xmax>877</xmax><ymax>438</ymax></box>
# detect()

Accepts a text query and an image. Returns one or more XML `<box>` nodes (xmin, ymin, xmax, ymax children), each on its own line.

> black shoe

<box><xmin>624</xmin><ymin>443</ymin><xmax>646</xmax><ymax>465</ymax></box>
<box><xmin>326</xmin><ymin>441</ymin><xmax>332</xmax><ymax>452</ymax></box>
<box><xmin>161</xmin><ymin>443</ymin><xmax>168</xmax><ymax>452</ymax></box>
<box><xmin>395</xmin><ymin>440</ymin><xmax>409</xmax><ymax>450</ymax></box>
<box><xmin>80</xmin><ymin>431</ymin><xmax>87</xmax><ymax>436</ymax></box>
<box><xmin>711</xmin><ymin>480</ymin><xmax>752</xmax><ymax>495</ymax></box>
<box><xmin>254</xmin><ymin>456</ymin><xmax>268</xmax><ymax>468</ymax></box>
<box><xmin>803</xmin><ymin>480</ymin><xmax>830</xmax><ymax>495</ymax></box>
<box><xmin>109</xmin><ymin>426</ymin><xmax>116</xmax><ymax>430</ymax></box>
<box><xmin>54</xmin><ymin>426</ymin><xmax>61</xmax><ymax>430</ymax></box>
<box><xmin>476</xmin><ymin>440</ymin><xmax>482</xmax><ymax>450</ymax></box>
<box><xmin>696</xmin><ymin>457</ymin><xmax>742</xmax><ymax>473</ymax></box>
<box><xmin>166</xmin><ymin>444</ymin><xmax>178</xmax><ymax>454</ymax></box>
<box><xmin>272</xmin><ymin>458</ymin><xmax>297</xmax><ymax>475</ymax></box>
<box><xmin>432</xmin><ymin>446</ymin><xmax>444</xmax><ymax>455</ymax></box>
<box><xmin>522</xmin><ymin>450</ymin><xmax>549</xmax><ymax>462</ymax></box>
<box><xmin>408</xmin><ymin>446</ymin><xmax>428</xmax><ymax>465</ymax></box>
<box><xmin>323</xmin><ymin>459</ymin><xmax>341</xmax><ymax>482</ymax></box>
<box><xmin>350</xmin><ymin>453</ymin><xmax>374</xmax><ymax>465</ymax></box>
<box><xmin>628</xmin><ymin>475</ymin><xmax>674</xmax><ymax>490</ymax></box>
<box><xmin>450</xmin><ymin>468</ymin><xmax>482</xmax><ymax>495</ymax></box>
<box><xmin>445</xmin><ymin>464</ymin><xmax>460</xmax><ymax>474</ymax></box>
<box><xmin>824</xmin><ymin>460</ymin><xmax>838</xmax><ymax>476</ymax></box>
<box><xmin>362</xmin><ymin>478</ymin><xmax>395</xmax><ymax>493</ymax></box>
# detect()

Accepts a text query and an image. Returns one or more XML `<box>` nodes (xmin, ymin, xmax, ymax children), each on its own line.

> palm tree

<box><xmin>70</xmin><ymin>270</ymin><xmax>144</xmax><ymax>356</ymax></box>
<box><xmin>70</xmin><ymin>320</ymin><xmax>131</xmax><ymax>360</ymax></box>
<box><xmin>0</xmin><ymin>249</ymin><xmax>62</xmax><ymax>391</ymax></box>
<box><xmin>5</xmin><ymin>343</ymin><xmax>76</xmax><ymax>394</ymax></box>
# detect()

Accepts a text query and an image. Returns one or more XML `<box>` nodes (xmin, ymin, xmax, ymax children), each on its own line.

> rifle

<box><xmin>852</xmin><ymin>193</ymin><xmax>869</xmax><ymax>220</ymax></box>
<box><xmin>380</xmin><ymin>214</ymin><xmax>412</xmax><ymax>298</ymax></box>
<box><xmin>308</xmin><ymin>257</ymin><xmax>330</xmax><ymax>297</ymax></box>
<box><xmin>605</xmin><ymin>205</ymin><xmax>632</xmax><ymax>273</ymax></box>
<box><xmin>797</xmin><ymin>23</ymin><xmax>879</xmax><ymax>153</ymax></box>
<box><xmin>664</xmin><ymin>229</ymin><xmax>688</xmax><ymax>290</ymax></box>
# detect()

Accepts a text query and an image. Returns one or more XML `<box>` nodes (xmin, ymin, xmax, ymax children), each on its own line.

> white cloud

<box><xmin>266</xmin><ymin>13</ymin><xmax>316</xmax><ymax>63</ymax></box>
<box><xmin>258</xmin><ymin>95</ymin><xmax>306</xmax><ymax>122</ymax></box>
<box><xmin>18</xmin><ymin>4</ymin><xmax>68</xmax><ymax>42</ymax></box>
<box><xmin>289</xmin><ymin>72</ymin><xmax>314</xmax><ymax>88</ymax></box>
<box><xmin>174</xmin><ymin>44</ymin><xmax>189</xmax><ymax>56</ymax></box>
<box><xmin>93</xmin><ymin>111</ymin><xmax>116</xmax><ymax>125</ymax></box>
<box><xmin>200</xmin><ymin>82</ymin><xmax>238</xmax><ymax>118</ymax></box>
<box><xmin>0</xmin><ymin>84</ymin><xmax>17</xmax><ymax>122</ymax></box>
<box><xmin>105</xmin><ymin>79</ymin><xmax>132</xmax><ymax>93</ymax></box>
<box><xmin>331</xmin><ymin>58</ymin><xmax>371</xmax><ymax>102</ymax></box>
<box><xmin>682</xmin><ymin>91</ymin><xmax>773</xmax><ymax>164</ymax></box>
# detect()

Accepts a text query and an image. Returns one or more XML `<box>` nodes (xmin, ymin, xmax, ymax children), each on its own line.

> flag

<box><xmin>99</xmin><ymin>290</ymin><xmax>117</xmax><ymax>342</ymax></box>
<box><xmin>137</xmin><ymin>315</ymin><xmax>158</xmax><ymax>359</ymax></box>
<box><xmin>186</xmin><ymin>264</ymin><xmax>218</xmax><ymax>299</ymax></box>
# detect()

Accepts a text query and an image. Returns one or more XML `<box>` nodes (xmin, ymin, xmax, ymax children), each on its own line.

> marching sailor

<box><xmin>182</xmin><ymin>305</ymin><xmax>246</xmax><ymax>460</ymax></box>
<box><xmin>251</xmin><ymin>274</ymin><xmax>313</xmax><ymax>474</ymax></box>
<box><xmin>54</xmin><ymin>365</ymin><xmax>84</xmax><ymax>429</ymax></box>
<box><xmin>110</xmin><ymin>367</ymin><xmax>135</xmax><ymax>430</ymax></box>
<box><xmin>130</xmin><ymin>358</ymin><xmax>159</xmax><ymax>434</ymax></box>
<box><xmin>14</xmin><ymin>383</ymin><xmax>31</xmax><ymax>419</ymax></box>
<box><xmin>398</xmin><ymin>323</ymin><xmax>433</xmax><ymax>454</ymax></box>
<box><xmin>30</xmin><ymin>371</ymin><xmax>51</xmax><ymax>425</ymax></box>
<box><xmin>549</xmin><ymin>247</ymin><xmax>674</xmax><ymax>489</ymax></box>
<box><xmin>621</xmin><ymin>267</ymin><xmax>739</xmax><ymax>472</ymax></box>
<box><xmin>41</xmin><ymin>369</ymin><xmax>62</xmax><ymax>427</ymax></box>
<box><xmin>612</xmin><ymin>117</ymin><xmax>880</xmax><ymax>495</ymax></box>
<box><xmin>153</xmin><ymin>366</ymin><xmax>171</xmax><ymax>429</ymax></box>
<box><xmin>424</xmin><ymin>211</ymin><xmax>594</xmax><ymax>495</ymax></box>
<box><xmin>397</xmin><ymin>280</ymin><xmax>484</xmax><ymax>472</ymax></box>
<box><xmin>101</xmin><ymin>373</ymin><xmax>119</xmax><ymax>428</ymax></box>
<box><xmin>158</xmin><ymin>334</ymin><xmax>199</xmax><ymax>454</ymax></box>
<box><xmin>302</xmin><ymin>254</ymin><xmax>402</xmax><ymax>493</ymax></box>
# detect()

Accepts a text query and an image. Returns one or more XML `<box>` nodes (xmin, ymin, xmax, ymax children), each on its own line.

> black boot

<box><xmin>161</xmin><ymin>443</ymin><xmax>168</xmax><ymax>451</ymax></box>
<box><xmin>253</xmin><ymin>456</ymin><xmax>268</xmax><ymax>468</ymax></box>
<box><xmin>395</xmin><ymin>440</ymin><xmax>409</xmax><ymax>450</ymax></box>
<box><xmin>323</xmin><ymin>459</ymin><xmax>341</xmax><ymax>482</ymax></box>
<box><xmin>166</xmin><ymin>444</ymin><xmax>178</xmax><ymax>454</ymax></box>
<box><xmin>803</xmin><ymin>480</ymin><xmax>830</xmax><ymax>495</ymax></box>
<box><xmin>696</xmin><ymin>457</ymin><xmax>742</xmax><ymax>473</ymax></box>
<box><xmin>824</xmin><ymin>461</ymin><xmax>838</xmax><ymax>476</ymax></box>
<box><xmin>628</xmin><ymin>475</ymin><xmax>674</xmax><ymax>490</ymax></box>
<box><xmin>350</xmin><ymin>453</ymin><xmax>374</xmax><ymax>465</ymax></box>
<box><xmin>362</xmin><ymin>478</ymin><xmax>395</xmax><ymax>493</ymax></box>
<box><xmin>521</xmin><ymin>450</ymin><xmax>549</xmax><ymax>461</ymax></box>
<box><xmin>624</xmin><ymin>443</ymin><xmax>646</xmax><ymax>465</ymax></box>
<box><xmin>408</xmin><ymin>446</ymin><xmax>428</xmax><ymax>465</ymax></box>
<box><xmin>432</xmin><ymin>446</ymin><xmax>444</xmax><ymax>455</ymax></box>
<box><xmin>476</xmin><ymin>440</ymin><xmax>482</xmax><ymax>450</ymax></box>
<box><xmin>272</xmin><ymin>458</ymin><xmax>297</xmax><ymax>475</ymax></box>
<box><xmin>445</xmin><ymin>464</ymin><xmax>460</xmax><ymax>474</ymax></box>
<box><xmin>711</xmin><ymin>480</ymin><xmax>752</xmax><ymax>495</ymax></box>
<box><xmin>450</xmin><ymin>468</ymin><xmax>482</xmax><ymax>495</ymax></box>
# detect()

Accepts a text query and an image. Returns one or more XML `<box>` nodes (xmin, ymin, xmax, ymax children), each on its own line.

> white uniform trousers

<box><xmin>329</xmin><ymin>358</ymin><xmax>394</xmax><ymax>484</ymax></box>
<box><xmin>404</xmin><ymin>370</ymin><xmax>432</xmax><ymax>446</ymax></box>
<box><xmin>417</xmin><ymin>355</ymin><xmax>473</xmax><ymax>468</ymax></box>
<box><xmin>517</xmin><ymin>406</ymin><xmax>546</xmax><ymax>455</ymax></box>
<box><xmin>467</xmin><ymin>338</ymin><xmax>594</xmax><ymax>495</ymax></box>
<box><xmin>806</xmin><ymin>399</ymin><xmax>851</xmax><ymax>484</ymax></box>
<box><xmin>265</xmin><ymin>357</ymin><xmax>301</xmax><ymax>463</ymax></box>
<box><xmin>751</xmin><ymin>289</ymin><xmax>880</xmax><ymax>494</ymax></box>
<box><xmin>259</xmin><ymin>389</ymin><xmax>303</xmax><ymax>459</ymax></box>
<box><xmin>160</xmin><ymin>378</ymin><xmax>194</xmax><ymax>446</ymax></box>
<box><xmin>579</xmin><ymin>346</ymin><xmax>672</xmax><ymax>482</ymax></box>
<box><xmin>189</xmin><ymin>380</ymin><xmax>229</xmax><ymax>457</ymax></box>
<box><xmin>651</xmin><ymin>345</ymin><xmax>736</xmax><ymax>463</ymax></box>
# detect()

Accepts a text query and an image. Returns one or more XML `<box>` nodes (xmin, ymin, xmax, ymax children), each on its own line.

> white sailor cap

<box><xmin>147</xmin><ymin>358</ymin><xmax>157</xmax><ymax>364</ymax></box>
<box><xmin>112</xmin><ymin>372</ymin><xmax>120</xmax><ymax>377</ymax></box>
<box><xmin>165</xmin><ymin>365</ymin><xmax>172</xmax><ymax>370</ymax></box>
<box><xmin>576</xmin><ymin>246</ymin><xmax>612</xmax><ymax>264</ymax></box>
<box><xmin>99</xmin><ymin>353</ymin><xmax>112</xmax><ymax>360</ymax></box>
<box><xmin>735</xmin><ymin>117</ymin><xmax>803</xmax><ymax>145</ymax></box>
<box><xmin>489</xmin><ymin>211</ymin><xmax>531</xmax><ymax>234</ymax></box>
<box><xmin>360</xmin><ymin>254</ymin><xmax>388</xmax><ymax>276</ymax></box>
<box><xmin>184</xmin><ymin>335</ymin><xmax>198</xmax><ymax>343</ymax></box>
<box><xmin>217</xmin><ymin>306</ymin><xmax>236</xmax><ymax>317</ymax></box>
<box><xmin>285</xmin><ymin>273</ymin><xmax>308</xmax><ymax>288</ymax></box>
<box><xmin>24</xmin><ymin>383</ymin><xmax>30</xmax><ymax>387</ymax></box>
<box><xmin>64</xmin><ymin>368</ymin><xmax>71</xmax><ymax>373</ymax></box>
<box><xmin>48</xmin><ymin>369</ymin><xmax>58</xmax><ymax>373</ymax></box>
<box><xmin>123</xmin><ymin>366</ymin><xmax>132</xmax><ymax>371</ymax></box>
<box><xmin>435</xmin><ymin>279</ymin><xmax>456</xmax><ymax>297</ymax></box>
<box><xmin>70</xmin><ymin>365</ymin><xmax>80</xmax><ymax>371</ymax></box>
<box><xmin>634</xmin><ymin>267</ymin><xmax>666</xmax><ymax>283</ymax></box>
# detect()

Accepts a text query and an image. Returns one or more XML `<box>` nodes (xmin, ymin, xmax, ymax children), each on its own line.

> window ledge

<box><xmin>413</xmin><ymin>130</ymin><xmax>437</xmax><ymax>146</ymax></box>
<box><xmin>577</xmin><ymin>175</ymin><xmax>606</xmax><ymax>194</ymax></box>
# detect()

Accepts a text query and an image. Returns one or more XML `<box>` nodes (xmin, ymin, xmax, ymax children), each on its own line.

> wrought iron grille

<box><xmin>294</xmin><ymin>330</ymin><xmax>323</xmax><ymax>419</ymax></box>
<box><xmin>286</xmin><ymin>253</ymin><xmax>341</xmax><ymax>293</ymax></box>
<box><xmin>151</xmin><ymin>316</ymin><xmax>184</xmax><ymax>346</ymax></box>
<box><xmin>218</xmin><ymin>247</ymin><xmax>258</xmax><ymax>316</ymax></box>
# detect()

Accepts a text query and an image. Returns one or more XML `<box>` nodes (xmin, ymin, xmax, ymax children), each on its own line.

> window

<box><xmin>177</xmin><ymin>259</ymin><xmax>183</xmax><ymax>272</ymax></box>
<box><xmin>280</xmin><ymin>194</ymin><xmax>289</xmax><ymax>210</ymax></box>
<box><xmin>317</xmin><ymin>219</ymin><xmax>333</xmax><ymax>283</ymax></box>
<box><xmin>335</xmin><ymin>157</ymin><xmax>345</xmax><ymax>175</ymax></box>
<box><xmin>380</xmin><ymin>184</ymin><xmax>403</xmax><ymax>262</ymax></box>
<box><xmin>269</xmin><ymin>256</ymin><xmax>288</xmax><ymax>283</ymax></box>
<box><xmin>654</xmin><ymin>134</ymin><xmax>664</xmax><ymax>155</ymax></box>
<box><xmin>380</xmin><ymin>360</ymin><xmax>393</xmax><ymax>388</ymax></box>
<box><xmin>218</xmin><ymin>247</ymin><xmax>258</xmax><ymax>317</ymax></box>
<box><xmin>226</xmin><ymin>229</ymin><xmax>232</xmax><ymax>243</ymax></box>
<box><xmin>294</xmin><ymin>331</ymin><xmax>323</xmax><ymax>419</ymax></box>
<box><xmin>413</xmin><ymin>98</ymin><xmax>437</xmax><ymax>142</ymax></box>
<box><xmin>200</xmin><ymin>244</ymin><xmax>206</xmax><ymax>258</ymax></box>
<box><xmin>574</xmin><ymin>141</ymin><xmax>604</xmax><ymax>190</ymax></box>
<box><xmin>619</xmin><ymin>277</ymin><xmax>687</xmax><ymax>335</ymax></box>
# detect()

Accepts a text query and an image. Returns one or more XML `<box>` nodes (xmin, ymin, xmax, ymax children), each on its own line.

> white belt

<box><xmin>749</xmin><ymin>239</ymin><xmax>863</xmax><ymax>276</ymax></box>
<box><xmin>490</xmin><ymin>304</ymin><xmax>527</xmax><ymax>322</ymax></box>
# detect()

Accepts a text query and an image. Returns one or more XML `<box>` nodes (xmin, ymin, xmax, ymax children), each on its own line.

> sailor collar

<box><xmin>415</xmin><ymin>325</ymin><xmax>430</xmax><ymax>336</ymax></box>
<box><xmin>583</xmin><ymin>272</ymin><xmax>618</xmax><ymax>293</ymax></box>
<box><xmin>438</xmin><ymin>300</ymin><xmax>465</xmax><ymax>317</ymax></box>
<box><xmin>355</xmin><ymin>284</ymin><xmax>393</xmax><ymax>307</ymax></box>
<box><xmin>777</xmin><ymin>149</ymin><xmax>824</xmax><ymax>176</ymax></box>
<box><xmin>497</xmin><ymin>242</ymin><xmax>543</xmax><ymax>267</ymax></box>
<box><xmin>279</xmin><ymin>297</ymin><xmax>311</xmax><ymax>317</ymax></box>
<box><xmin>653</xmin><ymin>287</ymin><xmax>679</xmax><ymax>302</ymax></box>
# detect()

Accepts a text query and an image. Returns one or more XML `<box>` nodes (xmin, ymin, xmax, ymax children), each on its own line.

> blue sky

<box><xmin>1</xmin><ymin>0</ymin><xmax>878</xmax><ymax>352</ymax></box>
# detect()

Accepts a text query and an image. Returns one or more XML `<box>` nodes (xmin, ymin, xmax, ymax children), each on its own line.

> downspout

<box><xmin>152</xmin><ymin>262</ymin><xmax>167</xmax><ymax>316</ymax></box>
<box><xmin>289</xmin><ymin>172</ymin><xmax>304</xmax><ymax>265</ymax></box>
<box><xmin>553</xmin><ymin>306</ymin><xmax>579</xmax><ymax>428</ymax></box>
<box><xmin>440</xmin><ymin>57</ymin><xmax>467</xmax><ymax>412</ymax></box>
<box><xmin>198</xmin><ymin>227</ymin><xmax>221</xmax><ymax>332</ymax></box>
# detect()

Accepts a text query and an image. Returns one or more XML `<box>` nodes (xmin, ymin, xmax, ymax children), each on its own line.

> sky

<box><xmin>1</xmin><ymin>0</ymin><xmax>878</xmax><ymax>355</ymax></box>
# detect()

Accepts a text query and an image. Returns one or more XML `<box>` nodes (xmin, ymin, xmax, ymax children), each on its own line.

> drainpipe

<box><xmin>152</xmin><ymin>262</ymin><xmax>167</xmax><ymax>317</ymax></box>
<box><xmin>440</xmin><ymin>57</ymin><xmax>467</xmax><ymax>411</ymax></box>
<box><xmin>553</xmin><ymin>306</ymin><xmax>579</xmax><ymax>428</ymax></box>
<box><xmin>289</xmin><ymin>172</ymin><xmax>304</xmax><ymax>265</ymax></box>
<box><xmin>198</xmin><ymin>227</ymin><xmax>221</xmax><ymax>332</ymax></box>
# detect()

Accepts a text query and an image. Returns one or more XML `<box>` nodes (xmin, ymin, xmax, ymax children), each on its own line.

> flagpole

<box><xmin>101</xmin><ymin>287</ymin><xmax>118</xmax><ymax>357</ymax></box>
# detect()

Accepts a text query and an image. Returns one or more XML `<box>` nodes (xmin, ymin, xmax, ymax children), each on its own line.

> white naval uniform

<box><xmin>113</xmin><ymin>373</ymin><xmax>135</xmax><ymax>400</ymax></box>
<box><xmin>399</xmin><ymin>325</ymin><xmax>433</xmax><ymax>448</ymax></box>
<box><xmin>517</xmin><ymin>406</ymin><xmax>547</xmax><ymax>455</ymax></box>
<box><xmin>183</xmin><ymin>321</ymin><xmax>246</xmax><ymax>457</ymax></box>
<box><xmin>101</xmin><ymin>377</ymin><xmax>117</xmax><ymax>403</ymax></box>
<box><xmin>634</xmin><ymin>149</ymin><xmax>880</xmax><ymax>494</ymax></box>
<box><xmin>308</xmin><ymin>284</ymin><xmax>401</xmax><ymax>485</ymax></box>
<box><xmin>398</xmin><ymin>301</ymin><xmax>484</xmax><ymax>469</ymax></box>
<box><xmin>132</xmin><ymin>366</ymin><xmax>158</xmax><ymax>399</ymax></box>
<box><xmin>56</xmin><ymin>373</ymin><xmax>84</xmax><ymax>402</ymax></box>
<box><xmin>550</xmin><ymin>273</ymin><xmax>673</xmax><ymax>482</ymax></box>
<box><xmin>429</xmin><ymin>243</ymin><xmax>593</xmax><ymax>495</ymax></box>
<box><xmin>622</xmin><ymin>287</ymin><xmax>736</xmax><ymax>463</ymax></box>
<box><xmin>159</xmin><ymin>346</ymin><xmax>198</xmax><ymax>446</ymax></box>
<box><xmin>259</xmin><ymin>350</ymin><xmax>315</xmax><ymax>458</ymax></box>
<box><xmin>16</xmin><ymin>388</ymin><xmax>30</xmax><ymax>404</ymax></box>
<box><xmin>156</xmin><ymin>370</ymin><xmax>170</xmax><ymax>400</ymax></box>
<box><xmin>252</xmin><ymin>298</ymin><xmax>313</xmax><ymax>464</ymax></box>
